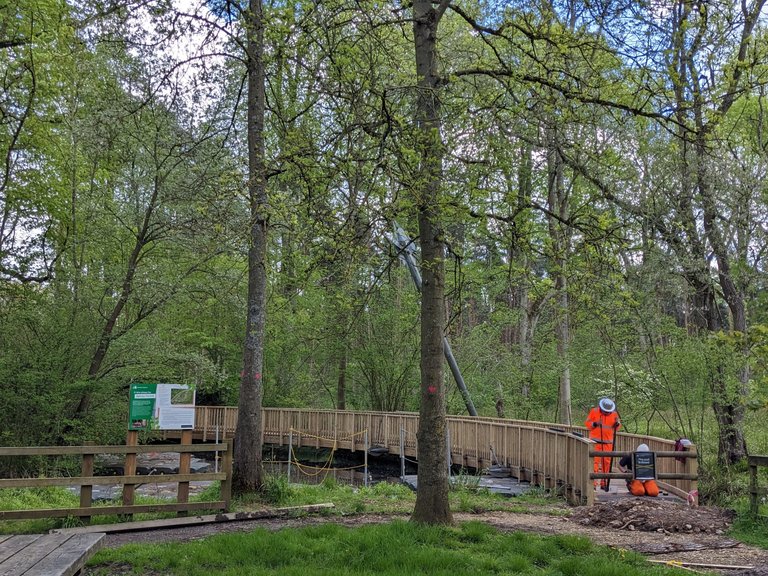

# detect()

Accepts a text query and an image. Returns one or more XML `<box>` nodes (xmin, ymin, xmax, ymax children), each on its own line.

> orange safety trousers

<box><xmin>592</xmin><ymin>443</ymin><xmax>613</xmax><ymax>489</ymax></box>
<box><xmin>628</xmin><ymin>479</ymin><xmax>659</xmax><ymax>497</ymax></box>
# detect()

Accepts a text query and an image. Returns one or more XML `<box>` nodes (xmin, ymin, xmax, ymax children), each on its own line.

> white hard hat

<box><xmin>637</xmin><ymin>443</ymin><xmax>650</xmax><ymax>452</ymax></box>
<box><xmin>598</xmin><ymin>398</ymin><xmax>615</xmax><ymax>413</ymax></box>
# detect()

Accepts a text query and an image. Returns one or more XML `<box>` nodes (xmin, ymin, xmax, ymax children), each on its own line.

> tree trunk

<box><xmin>73</xmin><ymin>178</ymin><xmax>159</xmax><ymax>419</ymax></box>
<box><xmin>233</xmin><ymin>0</ymin><xmax>267</xmax><ymax>495</ymax></box>
<box><xmin>670</xmin><ymin>0</ymin><xmax>764</xmax><ymax>464</ymax></box>
<box><xmin>336</xmin><ymin>349</ymin><xmax>347</xmax><ymax>410</ymax></box>
<box><xmin>410</xmin><ymin>0</ymin><xmax>452</xmax><ymax>526</ymax></box>
<box><xmin>546</xmin><ymin>130</ymin><xmax>571</xmax><ymax>426</ymax></box>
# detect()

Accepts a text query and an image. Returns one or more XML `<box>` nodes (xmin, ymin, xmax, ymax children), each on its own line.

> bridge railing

<box><xmin>179</xmin><ymin>407</ymin><xmax>696</xmax><ymax>506</ymax></box>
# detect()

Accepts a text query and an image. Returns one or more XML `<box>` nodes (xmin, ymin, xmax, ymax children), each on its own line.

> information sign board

<box><xmin>633</xmin><ymin>451</ymin><xmax>657</xmax><ymax>481</ymax></box>
<box><xmin>128</xmin><ymin>383</ymin><xmax>196</xmax><ymax>431</ymax></box>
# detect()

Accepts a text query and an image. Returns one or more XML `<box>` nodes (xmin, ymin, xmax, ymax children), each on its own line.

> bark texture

<box><xmin>410</xmin><ymin>0</ymin><xmax>453</xmax><ymax>526</ymax></box>
<box><xmin>233</xmin><ymin>0</ymin><xmax>267</xmax><ymax>495</ymax></box>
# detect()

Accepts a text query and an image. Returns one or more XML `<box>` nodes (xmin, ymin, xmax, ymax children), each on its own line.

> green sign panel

<box><xmin>128</xmin><ymin>383</ymin><xmax>196</xmax><ymax>431</ymax></box>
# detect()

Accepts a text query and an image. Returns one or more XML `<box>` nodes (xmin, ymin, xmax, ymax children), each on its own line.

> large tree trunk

<box><xmin>546</xmin><ymin>130</ymin><xmax>572</xmax><ymax>425</ymax></box>
<box><xmin>512</xmin><ymin>143</ymin><xmax>534</xmax><ymax>402</ymax></box>
<box><xmin>410</xmin><ymin>0</ymin><xmax>452</xmax><ymax>526</ymax></box>
<box><xmin>233</xmin><ymin>0</ymin><xmax>267</xmax><ymax>495</ymax></box>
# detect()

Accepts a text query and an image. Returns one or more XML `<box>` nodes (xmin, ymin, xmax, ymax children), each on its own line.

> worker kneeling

<box><xmin>618</xmin><ymin>443</ymin><xmax>659</xmax><ymax>497</ymax></box>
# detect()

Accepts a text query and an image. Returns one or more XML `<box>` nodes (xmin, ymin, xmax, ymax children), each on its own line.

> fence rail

<box><xmin>0</xmin><ymin>442</ymin><xmax>233</xmax><ymax>521</ymax></box>
<box><xmin>168</xmin><ymin>407</ymin><xmax>698</xmax><ymax>506</ymax></box>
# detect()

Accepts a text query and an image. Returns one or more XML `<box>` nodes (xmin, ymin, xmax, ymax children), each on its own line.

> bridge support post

<box><xmin>288</xmin><ymin>429</ymin><xmax>293</xmax><ymax>482</ymax></box>
<box><xmin>364</xmin><ymin>430</ymin><xmax>369</xmax><ymax>487</ymax></box>
<box><xmin>400</xmin><ymin>428</ymin><xmax>405</xmax><ymax>480</ymax></box>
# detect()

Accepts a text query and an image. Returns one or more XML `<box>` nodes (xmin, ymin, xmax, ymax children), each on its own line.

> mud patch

<box><xmin>571</xmin><ymin>498</ymin><xmax>735</xmax><ymax>534</ymax></box>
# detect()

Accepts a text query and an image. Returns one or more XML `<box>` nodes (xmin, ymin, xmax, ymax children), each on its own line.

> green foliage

<box><xmin>260</xmin><ymin>474</ymin><xmax>297</xmax><ymax>506</ymax></box>
<box><xmin>0</xmin><ymin>488</ymin><xmax>80</xmax><ymax>535</ymax></box>
<box><xmin>0</xmin><ymin>487</ymin><xmax>79</xmax><ymax>512</ymax></box>
<box><xmin>193</xmin><ymin>482</ymin><xmax>223</xmax><ymax>503</ymax></box>
<box><xmin>450</xmin><ymin>469</ymin><xmax>483</xmax><ymax>493</ymax></box>
<box><xmin>1</xmin><ymin>0</ymin><xmax>768</xmax><ymax>514</ymax></box>
<box><xmin>729</xmin><ymin>503</ymin><xmax>768</xmax><ymax>549</ymax></box>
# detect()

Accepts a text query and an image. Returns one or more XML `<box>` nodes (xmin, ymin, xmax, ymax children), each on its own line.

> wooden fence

<box><xmin>168</xmin><ymin>407</ymin><xmax>698</xmax><ymax>506</ymax></box>
<box><xmin>749</xmin><ymin>455</ymin><xmax>768</xmax><ymax>516</ymax></box>
<box><xmin>0</xmin><ymin>442</ymin><xmax>232</xmax><ymax>521</ymax></box>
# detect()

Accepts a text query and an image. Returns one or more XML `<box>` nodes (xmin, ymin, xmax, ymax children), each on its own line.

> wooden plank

<box><xmin>0</xmin><ymin>533</ymin><xmax>69</xmax><ymax>576</ymax></box>
<box><xmin>0</xmin><ymin>500</ymin><xmax>226</xmax><ymax>520</ymax></box>
<box><xmin>0</xmin><ymin>535</ymin><xmax>41</xmax><ymax>564</ymax></box>
<box><xmin>647</xmin><ymin>559</ymin><xmax>753</xmax><ymax>570</ymax></box>
<box><xmin>51</xmin><ymin>503</ymin><xmax>337</xmax><ymax>535</ymax></box>
<box><xmin>0</xmin><ymin>444</ymin><xmax>227</xmax><ymax>457</ymax></box>
<box><xmin>748</xmin><ymin>455</ymin><xmax>768</xmax><ymax>467</ymax></box>
<box><xmin>0</xmin><ymin>472</ymin><xmax>226</xmax><ymax>489</ymax></box>
<box><xmin>23</xmin><ymin>533</ymin><xmax>104</xmax><ymax>576</ymax></box>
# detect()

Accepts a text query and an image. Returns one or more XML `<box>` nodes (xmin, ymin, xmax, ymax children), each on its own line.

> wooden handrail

<box><xmin>0</xmin><ymin>444</ymin><xmax>227</xmax><ymax>456</ymax></box>
<box><xmin>172</xmin><ymin>406</ymin><xmax>697</xmax><ymax>506</ymax></box>
<box><xmin>1</xmin><ymin>408</ymin><xmax>697</xmax><ymax>518</ymax></box>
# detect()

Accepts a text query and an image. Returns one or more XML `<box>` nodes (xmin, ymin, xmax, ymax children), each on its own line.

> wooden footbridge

<box><xmin>171</xmin><ymin>407</ymin><xmax>698</xmax><ymax>507</ymax></box>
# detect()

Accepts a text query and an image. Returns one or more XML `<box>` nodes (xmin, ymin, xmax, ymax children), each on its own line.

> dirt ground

<box><xmin>84</xmin><ymin>499</ymin><xmax>768</xmax><ymax>575</ymax></box>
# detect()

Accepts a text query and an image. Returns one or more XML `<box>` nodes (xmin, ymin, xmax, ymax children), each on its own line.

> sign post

<box><xmin>126</xmin><ymin>383</ymin><xmax>197</xmax><ymax>517</ymax></box>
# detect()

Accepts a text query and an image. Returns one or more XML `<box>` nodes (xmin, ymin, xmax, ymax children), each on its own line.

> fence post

<box><xmin>584</xmin><ymin>442</ymin><xmax>595</xmax><ymax>506</ymax></box>
<box><xmin>688</xmin><ymin>446</ymin><xmax>699</xmax><ymax>506</ymax></box>
<box><xmin>215</xmin><ymin>425</ymin><xmax>220</xmax><ymax>473</ymax></box>
<box><xmin>122</xmin><ymin>430</ymin><xmax>138</xmax><ymax>520</ymax></box>
<box><xmin>220</xmin><ymin>440</ymin><xmax>233</xmax><ymax>511</ymax></box>
<box><xmin>177</xmin><ymin>429</ymin><xmax>192</xmax><ymax>516</ymax></box>
<box><xmin>750</xmin><ymin>456</ymin><xmax>758</xmax><ymax>516</ymax></box>
<box><xmin>80</xmin><ymin>441</ymin><xmax>95</xmax><ymax>524</ymax></box>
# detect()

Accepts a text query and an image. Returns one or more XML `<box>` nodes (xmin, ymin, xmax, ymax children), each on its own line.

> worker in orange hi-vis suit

<box><xmin>618</xmin><ymin>443</ymin><xmax>660</xmax><ymax>497</ymax></box>
<box><xmin>585</xmin><ymin>398</ymin><xmax>621</xmax><ymax>491</ymax></box>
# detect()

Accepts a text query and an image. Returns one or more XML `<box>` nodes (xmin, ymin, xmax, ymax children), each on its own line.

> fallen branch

<box><xmin>633</xmin><ymin>539</ymin><xmax>741</xmax><ymax>554</ymax></box>
<box><xmin>647</xmin><ymin>559</ymin><xmax>753</xmax><ymax>570</ymax></box>
<box><xmin>617</xmin><ymin>517</ymin><xmax>637</xmax><ymax>530</ymax></box>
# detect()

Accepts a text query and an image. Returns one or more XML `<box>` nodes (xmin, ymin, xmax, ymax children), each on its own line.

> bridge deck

<box><xmin>0</xmin><ymin>533</ymin><xmax>104</xmax><ymax>576</ymax></box>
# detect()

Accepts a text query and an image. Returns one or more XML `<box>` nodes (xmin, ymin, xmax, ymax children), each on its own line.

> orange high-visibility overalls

<box><xmin>585</xmin><ymin>407</ymin><xmax>621</xmax><ymax>489</ymax></box>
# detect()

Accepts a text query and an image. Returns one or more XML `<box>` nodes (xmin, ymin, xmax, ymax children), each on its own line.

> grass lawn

<box><xmin>1</xmin><ymin>477</ymin><xmax>759</xmax><ymax>575</ymax></box>
<box><xmin>84</xmin><ymin>520</ymin><xmax>686</xmax><ymax>576</ymax></box>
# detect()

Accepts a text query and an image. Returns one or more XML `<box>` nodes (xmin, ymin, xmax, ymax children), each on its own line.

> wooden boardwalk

<box><xmin>0</xmin><ymin>533</ymin><xmax>104</xmax><ymax>576</ymax></box>
<box><xmin>161</xmin><ymin>407</ymin><xmax>698</xmax><ymax>507</ymax></box>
